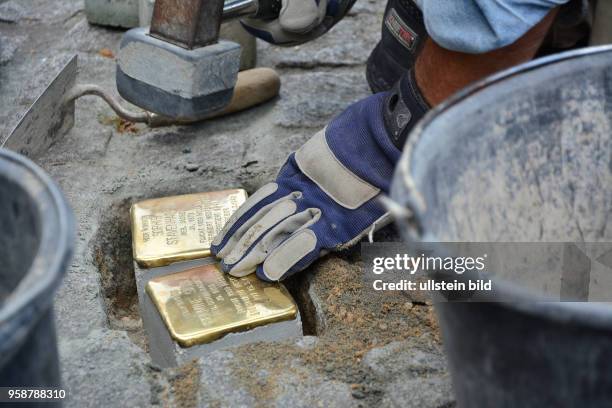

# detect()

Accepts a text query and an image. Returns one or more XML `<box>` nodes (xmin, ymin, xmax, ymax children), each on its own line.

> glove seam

<box><xmin>295</xmin><ymin>129</ymin><xmax>381</xmax><ymax>210</ymax></box>
<box><xmin>263</xmin><ymin>229</ymin><xmax>318</xmax><ymax>280</ymax></box>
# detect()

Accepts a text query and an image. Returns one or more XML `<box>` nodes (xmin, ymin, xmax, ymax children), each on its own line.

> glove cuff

<box><xmin>366</xmin><ymin>0</ymin><xmax>427</xmax><ymax>93</ymax></box>
<box><xmin>383</xmin><ymin>69</ymin><xmax>430</xmax><ymax>149</ymax></box>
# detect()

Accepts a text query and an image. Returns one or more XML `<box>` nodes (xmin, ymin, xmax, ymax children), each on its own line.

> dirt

<box><xmin>229</xmin><ymin>250</ymin><xmax>442</xmax><ymax>406</ymax></box>
<box><xmin>169</xmin><ymin>360</ymin><xmax>202</xmax><ymax>408</ymax></box>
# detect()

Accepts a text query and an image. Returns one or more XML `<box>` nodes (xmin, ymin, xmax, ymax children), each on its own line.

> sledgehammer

<box><xmin>116</xmin><ymin>0</ymin><xmax>282</xmax><ymax>121</ymax></box>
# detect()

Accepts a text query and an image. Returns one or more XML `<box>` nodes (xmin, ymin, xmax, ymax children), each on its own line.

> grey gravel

<box><xmin>0</xmin><ymin>1</ymin><xmax>25</xmax><ymax>23</ymax></box>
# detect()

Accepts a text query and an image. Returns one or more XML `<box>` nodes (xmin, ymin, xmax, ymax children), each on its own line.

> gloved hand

<box><xmin>212</xmin><ymin>71</ymin><xmax>429</xmax><ymax>281</ymax></box>
<box><xmin>241</xmin><ymin>0</ymin><xmax>357</xmax><ymax>46</ymax></box>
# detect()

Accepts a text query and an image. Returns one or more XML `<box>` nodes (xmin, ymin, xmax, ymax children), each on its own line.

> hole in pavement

<box><xmin>285</xmin><ymin>274</ymin><xmax>319</xmax><ymax>336</ymax></box>
<box><xmin>91</xmin><ymin>198</ymin><xmax>145</xmax><ymax>347</ymax></box>
<box><xmin>92</xmin><ymin>197</ymin><xmax>320</xmax><ymax>351</ymax></box>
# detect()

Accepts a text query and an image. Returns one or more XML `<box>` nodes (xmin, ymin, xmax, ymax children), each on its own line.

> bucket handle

<box><xmin>379</xmin><ymin>195</ymin><xmax>423</xmax><ymax>242</ymax></box>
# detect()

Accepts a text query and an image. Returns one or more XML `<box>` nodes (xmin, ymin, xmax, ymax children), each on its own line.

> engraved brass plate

<box><xmin>146</xmin><ymin>264</ymin><xmax>298</xmax><ymax>347</ymax></box>
<box><xmin>131</xmin><ymin>189</ymin><xmax>247</xmax><ymax>268</ymax></box>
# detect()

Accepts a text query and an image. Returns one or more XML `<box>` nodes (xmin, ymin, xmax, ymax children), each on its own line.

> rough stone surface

<box><xmin>0</xmin><ymin>1</ymin><xmax>25</xmax><ymax>24</ymax></box>
<box><xmin>363</xmin><ymin>340</ymin><xmax>447</xmax><ymax>377</ymax></box>
<box><xmin>0</xmin><ymin>1</ymin><xmax>454</xmax><ymax>406</ymax></box>
<box><xmin>199</xmin><ymin>351</ymin><xmax>257</xmax><ymax>407</ymax></box>
<box><xmin>59</xmin><ymin>329</ymin><xmax>152</xmax><ymax>408</ymax></box>
<box><xmin>364</xmin><ymin>340</ymin><xmax>455</xmax><ymax>407</ymax></box>
<box><xmin>85</xmin><ymin>0</ymin><xmax>139</xmax><ymax>29</ymax></box>
<box><xmin>0</xmin><ymin>33</ymin><xmax>22</xmax><ymax>65</ymax></box>
<box><xmin>275</xmin><ymin>72</ymin><xmax>371</xmax><ymax>130</ymax></box>
<box><xmin>383</xmin><ymin>375</ymin><xmax>455</xmax><ymax>408</ymax></box>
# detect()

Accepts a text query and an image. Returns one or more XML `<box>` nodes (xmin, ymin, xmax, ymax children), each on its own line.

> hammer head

<box><xmin>116</xmin><ymin>28</ymin><xmax>241</xmax><ymax>121</ymax></box>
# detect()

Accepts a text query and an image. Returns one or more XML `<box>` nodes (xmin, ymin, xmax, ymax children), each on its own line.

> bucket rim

<box><xmin>394</xmin><ymin>45</ymin><xmax>612</xmax><ymax>328</ymax></box>
<box><xmin>0</xmin><ymin>148</ymin><xmax>74</xmax><ymax>324</ymax></box>
<box><xmin>396</xmin><ymin>44</ymin><xmax>612</xmax><ymax>220</ymax></box>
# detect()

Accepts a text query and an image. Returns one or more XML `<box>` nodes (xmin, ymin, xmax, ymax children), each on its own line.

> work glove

<box><xmin>212</xmin><ymin>71</ymin><xmax>429</xmax><ymax>281</ymax></box>
<box><xmin>241</xmin><ymin>0</ymin><xmax>357</xmax><ymax>46</ymax></box>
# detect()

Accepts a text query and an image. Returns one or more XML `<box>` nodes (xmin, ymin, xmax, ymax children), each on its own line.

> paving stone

<box><xmin>0</xmin><ymin>34</ymin><xmax>23</xmax><ymax>65</ymax></box>
<box><xmin>85</xmin><ymin>0</ymin><xmax>139</xmax><ymax>28</ymax></box>
<box><xmin>198</xmin><ymin>351</ymin><xmax>356</xmax><ymax>408</ymax></box>
<box><xmin>274</xmin><ymin>71</ymin><xmax>371</xmax><ymax>129</ymax></box>
<box><xmin>364</xmin><ymin>341</ymin><xmax>455</xmax><ymax>408</ymax></box>
<box><xmin>270</xmin><ymin>365</ymin><xmax>356</xmax><ymax>408</ymax></box>
<box><xmin>60</xmin><ymin>18</ymin><xmax>124</xmax><ymax>54</ymax></box>
<box><xmin>349</xmin><ymin>0</ymin><xmax>386</xmax><ymax>15</ymax></box>
<box><xmin>198</xmin><ymin>350</ymin><xmax>258</xmax><ymax>407</ymax></box>
<box><xmin>295</xmin><ymin>335</ymin><xmax>319</xmax><ymax>349</ymax></box>
<box><xmin>382</xmin><ymin>375</ymin><xmax>455</xmax><ymax>408</ymax></box>
<box><xmin>363</xmin><ymin>340</ymin><xmax>447</xmax><ymax>378</ymax></box>
<box><xmin>28</xmin><ymin>0</ymin><xmax>83</xmax><ymax>24</ymax></box>
<box><xmin>59</xmin><ymin>329</ymin><xmax>152</xmax><ymax>408</ymax></box>
<box><xmin>0</xmin><ymin>1</ymin><xmax>25</xmax><ymax>23</ymax></box>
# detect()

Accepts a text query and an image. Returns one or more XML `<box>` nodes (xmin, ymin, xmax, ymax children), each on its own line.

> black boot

<box><xmin>366</xmin><ymin>0</ymin><xmax>427</xmax><ymax>94</ymax></box>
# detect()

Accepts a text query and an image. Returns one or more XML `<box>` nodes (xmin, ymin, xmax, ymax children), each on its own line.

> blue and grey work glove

<box><xmin>241</xmin><ymin>0</ymin><xmax>357</xmax><ymax>45</ymax></box>
<box><xmin>212</xmin><ymin>71</ymin><xmax>429</xmax><ymax>281</ymax></box>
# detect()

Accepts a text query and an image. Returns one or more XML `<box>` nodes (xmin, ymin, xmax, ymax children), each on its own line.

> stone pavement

<box><xmin>0</xmin><ymin>1</ymin><xmax>455</xmax><ymax>406</ymax></box>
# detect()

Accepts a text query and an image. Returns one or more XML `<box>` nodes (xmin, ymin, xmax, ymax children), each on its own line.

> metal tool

<box><xmin>3</xmin><ymin>57</ymin><xmax>77</xmax><ymax>159</ymax></box>
<box><xmin>147</xmin><ymin>0</ymin><xmax>281</xmax><ymax>48</ymax></box>
<box><xmin>116</xmin><ymin>0</ymin><xmax>282</xmax><ymax>121</ymax></box>
<box><xmin>3</xmin><ymin>56</ymin><xmax>280</xmax><ymax>159</ymax></box>
<box><xmin>222</xmin><ymin>0</ymin><xmax>282</xmax><ymax>21</ymax></box>
<box><xmin>137</xmin><ymin>0</ymin><xmax>279</xmax><ymax>31</ymax></box>
<box><xmin>145</xmin><ymin>0</ymin><xmax>281</xmax><ymax>49</ymax></box>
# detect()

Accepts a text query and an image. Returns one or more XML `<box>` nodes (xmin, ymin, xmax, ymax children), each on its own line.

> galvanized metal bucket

<box><xmin>391</xmin><ymin>46</ymin><xmax>612</xmax><ymax>407</ymax></box>
<box><xmin>0</xmin><ymin>148</ymin><xmax>74</xmax><ymax>390</ymax></box>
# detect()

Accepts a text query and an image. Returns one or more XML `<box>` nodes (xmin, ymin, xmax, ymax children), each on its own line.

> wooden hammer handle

<box><xmin>148</xmin><ymin>68</ymin><xmax>281</xmax><ymax>126</ymax></box>
<box><xmin>207</xmin><ymin>67</ymin><xmax>281</xmax><ymax>119</ymax></box>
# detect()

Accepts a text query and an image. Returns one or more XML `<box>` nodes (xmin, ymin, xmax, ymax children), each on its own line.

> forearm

<box><xmin>415</xmin><ymin>8</ymin><xmax>558</xmax><ymax>106</ymax></box>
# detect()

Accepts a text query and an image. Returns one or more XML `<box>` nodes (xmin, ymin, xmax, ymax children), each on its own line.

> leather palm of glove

<box><xmin>241</xmin><ymin>0</ymin><xmax>357</xmax><ymax>46</ymax></box>
<box><xmin>212</xmin><ymin>72</ymin><xmax>429</xmax><ymax>281</ymax></box>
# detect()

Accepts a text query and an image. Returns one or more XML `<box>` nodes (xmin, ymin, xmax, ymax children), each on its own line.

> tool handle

<box><xmin>223</xmin><ymin>0</ymin><xmax>282</xmax><ymax>20</ymax></box>
<box><xmin>252</xmin><ymin>0</ymin><xmax>282</xmax><ymax>19</ymax></box>
<box><xmin>153</xmin><ymin>67</ymin><xmax>282</xmax><ymax>125</ymax></box>
<box><xmin>208</xmin><ymin>67</ymin><xmax>281</xmax><ymax>119</ymax></box>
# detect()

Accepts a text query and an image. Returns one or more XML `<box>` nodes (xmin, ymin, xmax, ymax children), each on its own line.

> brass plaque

<box><xmin>146</xmin><ymin>264</ymin><xmax>299</xmax><ymax>347</ymax></box>
<box><xmin>131</xmin><ymin>189</ymin><xmax>247</xmax><ymax>268</ymax></box>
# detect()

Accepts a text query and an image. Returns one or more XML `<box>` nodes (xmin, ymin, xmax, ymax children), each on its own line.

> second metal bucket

<box><xmin>0</xmin><ymin>149</ymin><xmax>74</xmax><ymax>394</ymax></box>
<box><xmin>391</xmin><ymin>46</ymin><xmax>612</xmax><ymax>407</ymax></box>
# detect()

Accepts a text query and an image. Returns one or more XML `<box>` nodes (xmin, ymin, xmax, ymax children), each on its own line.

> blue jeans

<box><xmin>413</xmin><ymin>0</ymin><xmax>570</xmax><ymax>53</ymax></box>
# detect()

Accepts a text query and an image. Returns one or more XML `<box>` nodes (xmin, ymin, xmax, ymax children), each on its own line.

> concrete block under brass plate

<box><xmin>142</xmin><ymin>263</ymin><xmax>301</xmax><ymax>367</ymax></box>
